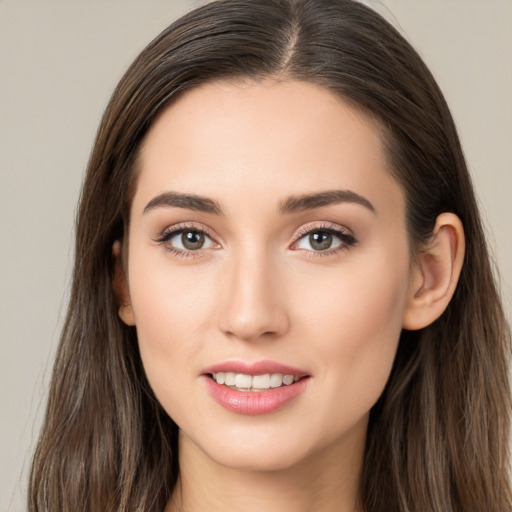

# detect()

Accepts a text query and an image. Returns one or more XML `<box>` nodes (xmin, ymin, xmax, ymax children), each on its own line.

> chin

<box><xmin>181</xmin><ymin>424</ymin><xmax>315</xmax><ymax>472</ymax></box>
<box><xmin>208</xmin><ymin>443</ymin><xmax>309</xmax><ymax>472</ymax></box>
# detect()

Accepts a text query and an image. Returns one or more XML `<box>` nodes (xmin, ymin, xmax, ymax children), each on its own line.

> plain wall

<box><xmin>1</xmin><ymin>1</ymin><xmax>510</xmax><ymax>510</ymax></box>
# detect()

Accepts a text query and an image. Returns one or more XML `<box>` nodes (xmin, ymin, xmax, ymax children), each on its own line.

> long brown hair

<box><xmin>29</xmin><ymin>1</ymin><xmax>511</xmax><ymax>511</ymax></box>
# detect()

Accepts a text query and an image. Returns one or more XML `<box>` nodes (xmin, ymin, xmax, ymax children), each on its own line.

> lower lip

<box><xmin>203</xmin><ymin>376</ymin><xmax>308</xmax><ymax>415</ymax></box>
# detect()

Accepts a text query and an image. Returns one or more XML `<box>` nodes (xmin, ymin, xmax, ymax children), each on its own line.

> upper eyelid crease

<box><xmin>293</xmin><ymin>225</ymin><xmax>356</xmax><ymax>244</ymax></box>
<box><xmin>155</xmin><ymin>223</ymin><xmax>216</xmax><ymax>241</ymax></box>
<box><xmin>155</xmin><ymin>224</ymin><xmax>355</xmax><ymax>257</ymax></box>
<box><xmin>294</xmin><ymin>222</ymin><xmax>352</xmax><ymax>236</ymax></box>
<box><xmin>155</xmin><ymin>222</ymin><xmax>354</xmax><ymax>244</ymax></box>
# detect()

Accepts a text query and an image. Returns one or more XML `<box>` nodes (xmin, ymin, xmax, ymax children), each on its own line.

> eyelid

<box><xmin>292</xmin><ymin>221</ymin><xmax>354</xmax><ymax>241</ymax></box>
<box><xmin>153</xmin><ymin>221</ymin><xmax>356</xmax><ymax>258</ymax></box>
<box><xmin>155</xmin><ymin>222</ymin><xmax>217</xmax><ymax>240</ymax></box>
<box><xmin>153</xmin><ymin>222</ymin><xmax>221</xmax><ymax>257</ymax></box>
<box><xmin>289</xmin><ymin>222</ymin><xmax>357</xmax><ymax>254</ymax></box>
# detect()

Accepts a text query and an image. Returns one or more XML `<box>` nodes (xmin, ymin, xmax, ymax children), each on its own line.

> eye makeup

<box><xmin>290</xmin><ymin>222</ymin><xmax>357</xmax><ymax>257</ymax></box>
<box><xmin>153</xmin><ymin>220</ymin><xmax>357</xmax><ymax>260</ymax></box>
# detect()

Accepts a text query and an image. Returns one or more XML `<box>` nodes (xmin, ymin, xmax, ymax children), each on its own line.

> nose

<box><xmin>218</xmin><ymin>245</ymin><xmax>290</xmax><ymax>342</ymax></box>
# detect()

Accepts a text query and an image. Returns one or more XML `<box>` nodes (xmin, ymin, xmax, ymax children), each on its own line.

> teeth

<box><xmin>252</xmin><ymin>374</ymin><xmax>271</xmax><ymax>388</ymax></box>
<box><xmin>212</xmin><ymin>372</ymin><xmax>299</xmax><ymax>391</ymax></box>
<box><xmin>282</xmin><ymin>374</ymin><xmax>294</xmax><ymax>385</ymax></box>
<box><xmin>270</xmin><ymin>373</ymin><xmax>283</xmax><ymax>388</ymax></box>
<box><xmin>235</xmin><ymin>373</ymin><xmax>252</xmax><ymax>389</ymax></box>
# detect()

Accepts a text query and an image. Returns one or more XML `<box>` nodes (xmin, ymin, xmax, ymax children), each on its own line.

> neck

<box><xmin>166</xmin><ymin>418</ymin><xmax>366</xmax><ymax>512</ymax></box>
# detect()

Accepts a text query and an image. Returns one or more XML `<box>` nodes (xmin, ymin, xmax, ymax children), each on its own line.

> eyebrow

<box><xmin>142</xmin><ymin>189</ymin><xmax>375</xmax><ymax>216</ymax></box>
<box><xmin>143</xmin><ymin>192</ymin><xmax>223</xmax><ymax>215</ymax></box>
<box><xmin>279</xmin><ymin>190</ymin><xmax>376</xmax><ymax>214</ymax></box>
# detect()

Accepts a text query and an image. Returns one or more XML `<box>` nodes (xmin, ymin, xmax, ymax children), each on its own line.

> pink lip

<box><xmin>201</xmin><ymin>360</ymin><xmax>309</xmax><ymax>377</ymax></box>
<box><xmin>201</xmin><ymin>360</ymin><xmax>310</xmax><ymax>415</ymax></box>
<box><xmin>203</xmin><ymin>377</ymin><xmax>308</xmax><ymax>415</ymax></box>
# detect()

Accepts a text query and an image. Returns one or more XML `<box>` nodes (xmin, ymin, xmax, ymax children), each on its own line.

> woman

<box><xmin>28</xmin><ymin>0</ymin><xmax>511</xmax><ymax>511</ymax></box>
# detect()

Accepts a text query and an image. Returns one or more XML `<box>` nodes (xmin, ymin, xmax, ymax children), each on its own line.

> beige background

<box><xmin>1</xmin><ymin>1</ymin><xmax>510</xmax><ymax>510</ymax></box>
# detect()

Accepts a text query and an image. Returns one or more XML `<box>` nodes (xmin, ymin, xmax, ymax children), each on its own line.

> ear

<box><xmin>112</xmin><ymin>240</ymin><xmax>136</xmax><ymax>326</ymax></box>
<box><xmin>402</xmin><ymin>213</ymin><xmax>465</xmax><ymax>330</ymax></box>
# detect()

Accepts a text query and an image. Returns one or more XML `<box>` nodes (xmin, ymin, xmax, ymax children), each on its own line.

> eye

<box><xmin>155</xmin><ymin>225</ymin><xmax>219</xmax><ymax>254</ymax></box>
<box><xmin>292</xmin><ymin>226</ymin><xmax>356</xmax><ymax>253</ymax></box>
<box><xmin>170</xmin><ymin>230</ymin><xmax>214</xmax><ymax>251</ymax></box>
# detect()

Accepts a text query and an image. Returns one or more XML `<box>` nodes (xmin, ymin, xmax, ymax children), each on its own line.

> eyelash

<box><xmin>291</xmin><ymin>223</ymin><xmax>357</xmax><ymax>257</ymax></box>
<box><xmin>154</xmin><ymin>222</ymin><xmax>357</xmax><ymax>259</ymax></box>
<box><xmin>153</xmin><ymin>223</ymin><xmax>218</xmax><ymax>259</ymax></box>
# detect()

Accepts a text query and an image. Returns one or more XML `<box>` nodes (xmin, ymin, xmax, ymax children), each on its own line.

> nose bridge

<box><xmin>219</xmin><ymin>240</ymin><xmax>288</xmax><ymax>341</ymax></box>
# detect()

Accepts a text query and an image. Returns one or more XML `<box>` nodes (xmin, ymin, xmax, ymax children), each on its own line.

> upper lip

<box><xmin>201</xmin><ymin>360</ymin><xmax>310</xmax><ymax>377</ymax></box>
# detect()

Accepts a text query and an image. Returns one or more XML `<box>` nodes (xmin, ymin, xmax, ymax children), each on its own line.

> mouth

<box><xmin>209</xmin><ymin>372</ymin><xmax>303</xmax><ymax>392</ymax></box>
<box><xmin>201</xmin><ymin>360</ymin><xmax>310</xmax><ymax>415</ymax></box>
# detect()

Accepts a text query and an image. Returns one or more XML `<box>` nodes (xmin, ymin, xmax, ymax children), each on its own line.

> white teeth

<box><xmin>270</xmin><ymin>373</ymin><xmax>283</xmax><ymax>388</ymax></box>
<box><xmin>282</xmin><ymin>374</ymin><xmax>294</xmax><ymax>385</ymax></box>
<box><xmin>235</xmin><ymin>373</ymin><xmax>252</xmax><ymax>389</ymax></box>
<box><xmin>212</xmin><ymin>372</ymin><xmax>299</xmax><ymax>390</ymax></box>
<box><xmin>252</xmin><ymin>374</ymin><xmax>271</xmax><ymax>388</ymax></box>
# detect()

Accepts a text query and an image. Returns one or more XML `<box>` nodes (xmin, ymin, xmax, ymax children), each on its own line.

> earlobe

<box><xmin>402</xmin><ymin>213</ymin><xmax>465</xmax><ymax>331</ymax></box>
<box><xmin>112</xmin><ymin>240</ymin><xmax>136</xmax><ymax>326</ymax></box>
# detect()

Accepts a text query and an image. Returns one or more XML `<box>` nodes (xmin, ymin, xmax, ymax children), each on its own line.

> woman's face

<box><xmin>121</xmin><ymin>80</ymin><xmax>417</xmax><ymax>471</ymax></box>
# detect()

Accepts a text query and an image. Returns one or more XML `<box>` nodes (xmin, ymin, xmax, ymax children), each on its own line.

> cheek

<box><xmin>127</xmin><ymin>253</ymin><xmax>218</xmax><ymax>398</ymax></box>
<box><xmin>294</xmin><ymin>250</ymin><xmax>410</xmax><ymax>415</ymax></box>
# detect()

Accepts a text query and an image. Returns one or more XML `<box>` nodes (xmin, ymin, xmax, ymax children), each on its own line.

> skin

<box><xmin>115</xmin><ymin>80</ymin><xmax>465</xmax><ymax>512</ymax></box>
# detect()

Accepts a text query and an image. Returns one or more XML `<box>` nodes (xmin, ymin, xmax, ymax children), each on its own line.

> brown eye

<box><xmin>292</xmin><ymin>226</ymin><xmax>357</xmax><ymax>254</ymax></box>
<box><xmin>182</xmin><ymin>231</ymin><xmax>205</xmax><ymax>250</ymax></box>
<box><xmin>157</xmin><ymin>227</ymin><xmax>218</xmax><ymax>253</ymax></box>
<box><xmin>309</xmin><ymin>231</ymin><xmax>333</xmax><ymax>250</ymax></box>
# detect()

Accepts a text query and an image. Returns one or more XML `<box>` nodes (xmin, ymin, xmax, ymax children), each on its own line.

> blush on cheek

<box><xmin>131</xmin><ymin>275</ymin><xmax>209</xmax><ymax>401</ymax></box>
<box><xmin>316</xmin><ymin>267</ymin><xmax>407</xmax><ymax>401</ymax></box>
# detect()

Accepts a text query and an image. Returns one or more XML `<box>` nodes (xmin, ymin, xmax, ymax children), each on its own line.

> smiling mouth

<box><xmin>210</xmin><ymin>372</ymin><xmax>302</xmax><ymax>392</ymax></box>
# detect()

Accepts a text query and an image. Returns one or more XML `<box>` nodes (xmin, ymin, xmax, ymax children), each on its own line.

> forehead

<box><xmin>133</xmin><ymin>79</ymin><xmax>403</xmax><ymax>219</ymax></box>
